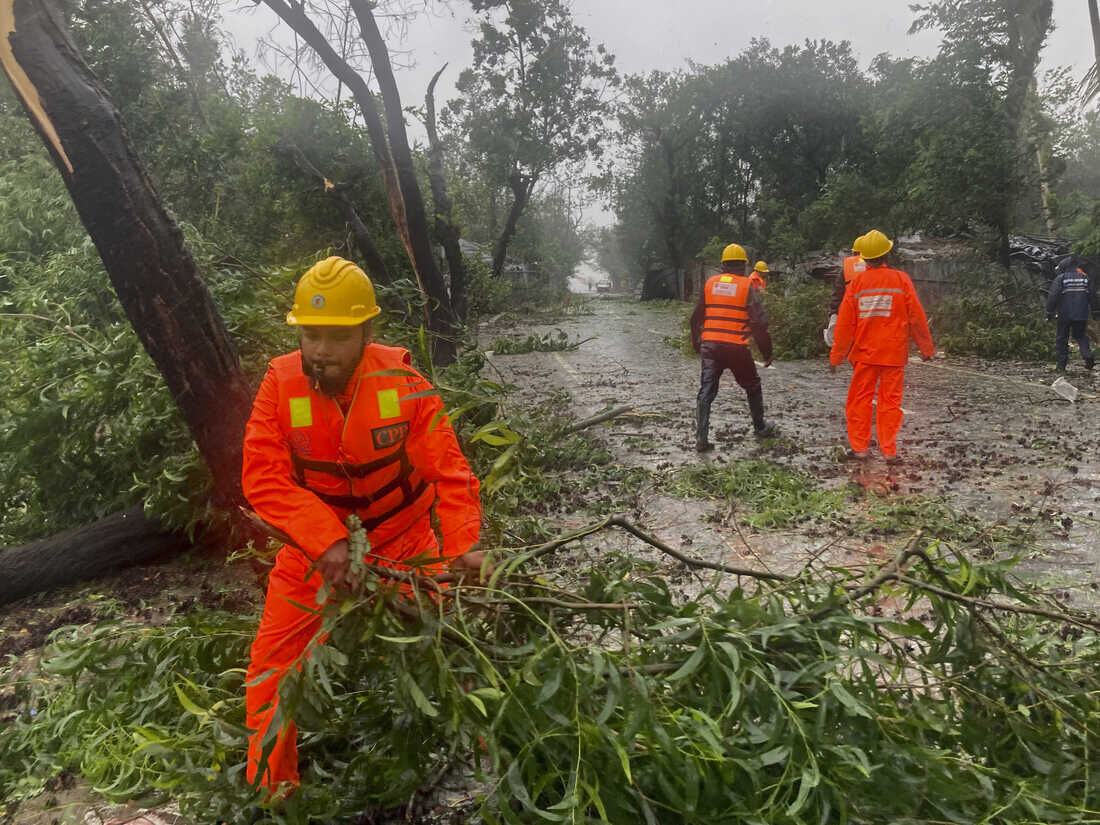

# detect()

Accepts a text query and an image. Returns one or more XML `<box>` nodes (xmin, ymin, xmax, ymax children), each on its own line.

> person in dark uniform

<box><xmin>1046</xmin><ymin>256</ymin><xmax>1096</xmax><ymax>373</ymax></box>
<box><xmin>690</xmin><ymin>243</ymin><xmax>777</xmax><ymax>452</ymax></box>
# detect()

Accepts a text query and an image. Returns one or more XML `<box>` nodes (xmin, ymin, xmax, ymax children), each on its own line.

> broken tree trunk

<box><xmin>260</xmin><ymin>0</ymin><xmax>458</xmax><ymax>364</ymax></box>
<box><xmin>426</xmin><ymin>64</ymin><xmax>468</xmax><ymax>322</ymax></box>
<box><xmin>0</xmin><ymin>0</ymin><xmax>267</xmax><ymax>604</ymax></box>
<box><xmin>0</xmin><ymin>506</ymin><xmax>190</xmax><ymax>606</ymax></box>
<box><xmin>350</xmin><ymin>0</ymin><xmax>458</xmax><ymax>359</ymax></box>
<box><xmin>0</xmin><ymin>0</ymin><xmax>253</xmax><ymax>508</ymax></box>
<box><xmin>276</xmin><ymin>138</ymin><xmax>393</xmax><ymax>286</ymax></box>
<box><xmin>1089</xmin><ymin>0</ymin><xmax>1100</xmax><ymax>102</ymax></box>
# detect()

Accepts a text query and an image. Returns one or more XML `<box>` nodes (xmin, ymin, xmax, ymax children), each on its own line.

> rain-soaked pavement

<box><xmin>481</xmin><ymin>295</ymin><xmax>1100</xmax><ymax>603</ymax></box>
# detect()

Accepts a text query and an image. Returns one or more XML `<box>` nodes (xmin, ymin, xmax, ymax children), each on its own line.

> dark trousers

<box><xmin>696</xmin><ymin>341</ymin><xmax>763</xmax><ymax>442</ymax></box>
<box><xmin>1055</xmin><ymin>318</ymin><xmax>1093</xmax><ymax>368</ymax></box>
<box><xmin>698</xmin><ymin>341</ymin><xmax>761</xmax><ymax>404</ymax></box>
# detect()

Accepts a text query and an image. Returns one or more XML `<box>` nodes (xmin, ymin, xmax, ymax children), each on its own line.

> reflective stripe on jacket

<box><xmin>242</xmin><ymin>344</ymin><xmax>481</xmax><ymax>561</ymax></box>
<box><xmin>702</xmin><ymin>274</ymin><xmax>752</xmax><ymax>345</ymax></box>
<box><xmin>830</xmin><ymin>265</ymin><xmax>934</xmax><ymax>367</ymax></box>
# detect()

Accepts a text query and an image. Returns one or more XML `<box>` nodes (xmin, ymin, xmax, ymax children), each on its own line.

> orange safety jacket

<box><xmin>748</xmin><ymin>272</ymin><xmax>766</xmax><ymax>291</ymax></box>
<box><xmin>842</xmin><ymin>255</ymin><xmax>866</xmax><ymax>284</ymax></box>
<box><xmin>830</xmin><ymin>265</ymin><xmax>934</xmax><ymax>368</ymax></box>
<box><xmin>701</xmin><ymin>273</ymin><xmax>753</xmax><ymax>345</ymax></box>
<box><xmin>242</xmin><ymin>343</ymin><xmax>481</xmax><ymax>564</ymax></box>
<box><xmin>830</xmin><ymin>256</ymin><xmax>867</xmax><ymax>315</ymax></box>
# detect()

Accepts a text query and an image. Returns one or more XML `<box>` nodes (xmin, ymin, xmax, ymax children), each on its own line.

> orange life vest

<box><xmin>702</xmin><ymin>273</ymin><xmax>752</xmax><ymax>345</ymax></box>
<box><xmin>748</xmin><ymin>272</ymin><xmax>766</xmax><ymax>291</ymax></box>
<box><xmin>267</xmin><ymin>346</ymin><xmax>435</xmax><ymax>537</ymax></box>
<box><xmin>843</xmin><ymin>255</ymin><xmax>866</xmax><ymax>284</ymax></box>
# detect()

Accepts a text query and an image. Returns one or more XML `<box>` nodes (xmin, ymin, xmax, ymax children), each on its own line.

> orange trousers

<box><xmin>245</xmin><ymin>526</ymin><xmax>438</xmax><ymax>795</ymax></box>
<box><xmin>845</xmin><ymin>362</ymin><xmax>905</xmax><ymax>456</ymax></box>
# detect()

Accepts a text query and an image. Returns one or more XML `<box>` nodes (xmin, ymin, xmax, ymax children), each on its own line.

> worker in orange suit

<box><xmin>749</xmin><ymin>261</ymin><xmax>769</xmax><ymax>291</ymax></box>
<box><xmin>241</xmin><ymin>256</ymin><xmax>484</xmax><ymax>798</ymax></box>
<box><xmin>828</xmin><ymin>230</ymin><xmax>934</xmax><ymax>465</ymax></box>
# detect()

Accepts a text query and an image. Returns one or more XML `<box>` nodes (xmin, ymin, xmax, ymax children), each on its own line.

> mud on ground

<box><xmin>481</xmin><ymin>295</ymin><xmax>1100</xmax><ymax>601</ymax></box>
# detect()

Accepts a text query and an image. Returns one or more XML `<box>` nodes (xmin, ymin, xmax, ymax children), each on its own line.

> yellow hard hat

<box><xmin>721</xmin><ymin>243</ymin><xmax>748</xmax><ymax>262</ymax></box>
<box><xmin>851</xmin><ymin>233</ymin><xmax>868</xmax><ymax>254</ymax></box>
<box><xmin>859</xmin><ymin>230</ymin><xmax>893</xmax><ymax>261</ymax></box>
<box><xmin>753</xmin><ymin>260</ymin><xmax>769</xmax><ymax>273</ymax></box>
<box><xmin>286</xmin><ymin>256</ymin><xmax>381</xmax><ymax>326</ymax></box>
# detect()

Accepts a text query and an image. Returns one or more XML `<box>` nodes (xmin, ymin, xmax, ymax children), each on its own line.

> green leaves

<box><xmin>399</xmin><ymin>672</ymin><xmax>439</xmax><ymax>718</ymax></box>
<box><xmin>827</xmin><ymin>680</ymin><xmax>873</xmax><ymax>719</ymax></box>
<box><xmin>470</xmin><ymin>420</ymin><xmax>523</xmax><ymax>448</ymax></box>
<box><xmin>934</xmin><ymin>290</ymin><xmax>1052</xmax><ymax>360</ymax></box>
<box><xmin>488</xmin><ymin>329</ymin><xmax>587</xmax><ymax>354</ymax></box>
<box><xmin>667</xmin><ymin>642</ymin><xmax>707</xmax><ymax>682</ymax></box>
<box><xmin>0</xmin><ymin>612</ymin><xmax>254</xmax><ymax>821</ymax></box>
<box><xmin>668</xmin><ymin>459</ymin><xmax>846</xmax><ymax>528</ymax></box>
<box><xmin>8</xmin><ymin>534</ymin><xmax>1100</xmax><ymax>824</ymax></box>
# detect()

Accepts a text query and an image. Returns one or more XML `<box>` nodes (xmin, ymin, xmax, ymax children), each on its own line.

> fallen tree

<box><xmin>0</xmin><ymin>0</ymin><xmax>253</xmax><ymax>507</ymax></box>
<box><xmin>0</xmin><ymin>0</ymin><xmax>255</xmax><ymax>600</ymax></box>
<box><xmin>0</xmin><ymin>506</ymin><xmax>190</xmax><ymax>606</ymax></box>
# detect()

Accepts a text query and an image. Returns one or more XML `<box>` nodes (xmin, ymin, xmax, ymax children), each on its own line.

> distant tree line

<box><xmin>598</xmin><ymin>0</ymin><xmax>1100</xmax><ymax>282</ymax></box>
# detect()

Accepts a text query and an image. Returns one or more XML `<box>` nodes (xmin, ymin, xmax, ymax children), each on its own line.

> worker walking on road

<box><xmin>829</xmin><ymin>230</ymin><xmax>933</xmax><ymax>464</ymax></box>
<box><xmin>824</xmin><ymin>235</ymin><xmax>867</xmax><ymax>346</ymax></box>
<box><xmin>691</xmin><ymin>243</ymin><xmax>777</xmax><ymax>452</ymax></box>
<box><xmin>241</xmin><ymin>257</ymin><xmax>485</xmax><ymax>797</ymax></box>
<box><xmin>1045</xmin><ymin>256</ymin><xmax>1096</xmax><ymax>373</ymax></box>
<box><xmin>749</xmin><ymin>261</ymin><xmax>769</xmax><ymax>291</ymax></box>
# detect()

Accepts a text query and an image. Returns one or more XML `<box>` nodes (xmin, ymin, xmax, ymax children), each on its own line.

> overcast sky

<box><xmin>225</xmin><ymin>0</ymin><xmax>1095</xmax><ymax>109</ymax></box>
<box><xmin>221</xmin><ymin>0</ymin><xmax>1095</xmax><ymax>231</ymax></box>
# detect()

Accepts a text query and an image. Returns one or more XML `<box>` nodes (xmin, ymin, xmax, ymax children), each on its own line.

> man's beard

<box><xmin>301</xmin><ymin>355</ymin><xmax>358</xmax><ymax>396</ymax></box>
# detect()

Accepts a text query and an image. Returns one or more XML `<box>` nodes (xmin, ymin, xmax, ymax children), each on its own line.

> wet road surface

<box><xmin>481</xmin><ymin>296</ymin><xmax>1100</xmax><ymax>602</ymax></box>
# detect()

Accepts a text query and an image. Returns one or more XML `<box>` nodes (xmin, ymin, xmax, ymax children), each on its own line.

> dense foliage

<box><xmin>0</xmin><ymin>0</ymin><xmax>600</xmax><ymax>545</ymax></box>
<box><xmin>602</xmin><ymin>0</ymin><xmax>1094</xmax><ymax>283</ymax></box>
<box><xmin>4</xmin><ymin>498</ymin><xmax>1099</xmax><ymax>823</ymax></box>
<box><xmin>758</xmin><ymin>281</ymin><xmax>832</xmax><ymax>361</ymax></box>
<box><xmin>446</xmin><ymin>0</ymin><xmax>617</xmax><ymax>281</ymax></box>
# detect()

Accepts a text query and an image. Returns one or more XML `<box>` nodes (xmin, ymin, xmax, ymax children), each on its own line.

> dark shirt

<box><xmin>1046</xmin><ymin>264</ymin><xmax>1096</xmax><ymax>322</ymax></box>
<box><xmin>829</xmin><ymin>272</ymin><xmax>847</xmax><ymax>315</ymax></box>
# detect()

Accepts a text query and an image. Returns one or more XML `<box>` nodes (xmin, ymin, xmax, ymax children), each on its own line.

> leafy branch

<box><xmin>9</xmin><ymin>514</ymin><xmax>1100</xmax><ymax>824</ymax></box>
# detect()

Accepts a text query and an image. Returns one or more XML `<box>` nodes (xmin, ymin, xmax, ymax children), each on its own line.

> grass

<box><xmin>666</xmin><ymin>458</ymin><xmax>1035</xmax><ymax>554</ymax></box>
<box><xmin>666</xmin><ymin>460</ymin><xmax>847</xmax><ymax>528</ymax></box>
